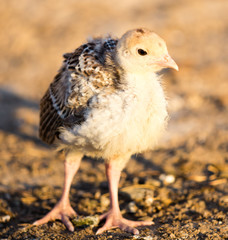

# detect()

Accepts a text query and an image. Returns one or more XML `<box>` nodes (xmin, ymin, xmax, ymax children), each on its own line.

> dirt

<box><xmin>0</xmin><ymin>0</ymin><xmax>227</xmax><ymax>239</ymax></box>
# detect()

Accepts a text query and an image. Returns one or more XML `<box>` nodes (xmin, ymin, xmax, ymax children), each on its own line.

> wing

<box><xmin>39</xmin><ymin>38</ymin><xmax>119</xmax><ymax>144</ymax></box>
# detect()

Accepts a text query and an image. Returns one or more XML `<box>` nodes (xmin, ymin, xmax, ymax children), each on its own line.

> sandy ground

<box><xmin>0</xmin><ymin>0</ymin><xmax>227</xmax><ymax>239</ymax></box>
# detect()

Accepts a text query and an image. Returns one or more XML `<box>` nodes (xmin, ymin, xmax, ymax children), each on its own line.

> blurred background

<box><xmin>0</xmin><ymin>0</ymin><xmax>227</xmax><ymax>192</ymax></box>
<box><xmin>0</xmin><ymin>0</ymin><xmax>227</xmax><ymax>134</ymax></box>
<box><xmin>0</xmin><ymin>0</ymin><xmax>227</xmax><ymax>238</ymax></box>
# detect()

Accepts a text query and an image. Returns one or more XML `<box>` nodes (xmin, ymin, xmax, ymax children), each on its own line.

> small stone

<box><xmin>159</xmin><ymin>174</ymin><xmax>175</xmax><ymax>185</ymax></box>
<box><xmin>72</xmin><ymin>215</ymin><xmax>99</xmax><ymax>227</ymax></box>
<box><xmin>101</xmin><ymin>195</ymin><xmax>110</xmax><ymax>208</ymax></box>
<box><xmin>145</xmin><ymin>195</ymin><xmax>154</xmax><ymax>206</ymax></box>
<box><xmin>120</xmin><ymin>186</ymin><xmax>154</xmax><ymax>203</ymax></box>
<box><xmin>145</xmin><ymin>178</ymin><xmax>161</xmax><ymax>187</ymax></box>
<box><xmin>0</xmin><ymin>215</ymin><xmax>11</xmax><ymax>223</ymax></box>
<box><xmin>127</xmin><ymin>201</ymin><xmax>138</xmax><ymax>213</ymax></box>
<box><xmin>133</xmin><ymin>236</ymin><xmax>155</xmax><ymax>240</ymax></box>
<box><xmin>94</xmin><ymin>191</ymin><xmax>101</xmax><ymax>199</ymax></box>
<box><xmin>170</xmin><ymin>233</ymin><xmax>176</xmax><ymax>238</ymax></box>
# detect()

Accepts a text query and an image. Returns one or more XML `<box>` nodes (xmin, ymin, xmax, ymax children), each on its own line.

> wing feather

<box><xmin>39</xmin><ymin>38</ymin><xmax>119</xmax><ymax>144</ymax></box>
<box><xmin>39</xmin><ymin>89</ymin><xmax>62</xmax><ymax>144</ymax></box>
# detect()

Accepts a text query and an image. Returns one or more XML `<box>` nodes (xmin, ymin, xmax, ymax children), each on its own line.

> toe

<box><xmin>33</xmin><ymin>212</ymin><xmax>59</xmax><ymax>226</ymax></box>
<box><xmin>124</xmin><ymin>219</ymin><xmax>154</xmax><ymax>227</ymax></box>
<box><xmin>96</xmin><ymin>212</ymin><xmax>153</xmax><ymax>235</ymax></box>
<box><xmin>119</xmin><ymin>222</ymin><xmax>139</xmax><ymax>235</ymax></box>
<box><xmin>61</xmin><ymin>214</ymin><xmax>74</xmax><ymax>232</ymax></box>
<box><xmin>33</xmin><ymin>203</ymin><xmax>77</xmax><ymax>232</ymax></box>
<box><xmin>99</xmin><ymin>210</ymin><xmax>110</xmax><ymax>221</ymax></box>
<box><xmin>33</xmin><ymin>220</ymin><xmax>40</xmax><ymax>226</ymax></box>
<box><xmin>96</xmin><ymin>221</ymin><xmax>140</xmax><ymax>235</ymax></box>
<box><xmin>96</xmin><ymin>225</ymin><xmax>109</xmax><ymax>235</ymax></box>
<box><xmin>96</xmin><ymin>218</ymin><xmax>116</xmax><ymax>235</ymax></box>
<box><xmin>67</xmin><ymin>206</ymin><xmax>77</xmax><ymax>218</ymax></box>
<box><xmin>131</xmin><ymin>227</ymin><xmax>139</xmax><ymax>235</ymax></box>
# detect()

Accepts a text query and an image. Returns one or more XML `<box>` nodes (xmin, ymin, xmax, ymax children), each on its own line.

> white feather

<box><xmin>59</xmin><ymin>72</ymin><xmax>168</xmax><ymax>161</ymax></box>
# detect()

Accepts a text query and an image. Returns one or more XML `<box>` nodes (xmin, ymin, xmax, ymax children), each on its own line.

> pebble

<box><xmin>133</xmin><ymin>235</ymin><xmax>156</xmax><ymax>240</ymax></box>
<box><xmin>120</xmin><ymin>187</ymin><xmax>154</xmax><ymax>203</ymax></box>
<box><xmin>0</xmin><ymin>215</ymin><xmax>11</xmax><ymax>223</ymax></box>
<box><xmin>145</xmin><ymin>178</ymin><xmax>161</xmax><ymax>187</ymax></box>
<box><xmin>159</xmin><ymin>174</ymin><xmax>175</xmax><ymax>185</ymax></box>
<box><xmin>127</xmin><ymin>201</ymin><xmax>138</xmax><ymax>213</ymax></box>
<box><xmin>100</xmin><ymin>195</ymin><xmax>110</xmax><ymax>208</ymax></box>
<box><xmin>72</xmin><ymin>215</ymin><xmax>99</xmax><ymax>227</ymax></box>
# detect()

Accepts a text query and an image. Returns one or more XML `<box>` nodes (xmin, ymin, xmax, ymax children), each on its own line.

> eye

<box><xmin>137</xmin><ymin>49</ymin><xmax>148</xmax><ymax>56</ymax></box>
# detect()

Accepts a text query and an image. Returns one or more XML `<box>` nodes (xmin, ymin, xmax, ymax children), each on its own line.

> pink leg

<box><xmin>33</xmin><ymin>153</ymin><xmax>82</xmax><ymax>231</ymax></box>
<box><xmin>96</xmin><ymin>162</ymin><xmax>153</xmax><ymax>235</ymax></box>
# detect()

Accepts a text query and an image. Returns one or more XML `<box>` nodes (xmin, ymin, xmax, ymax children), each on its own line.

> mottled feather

<box><xmin>39</xmin><ymin>37</ymin><xmax>120</xmax><ymax>144</ymax></box>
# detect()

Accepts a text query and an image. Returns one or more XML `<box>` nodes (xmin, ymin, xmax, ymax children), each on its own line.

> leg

<box><xmin>33</xmin><ymin>152</ymin><xmax>82</xmax><ymax>231</ymax></box>
<box><xmin>96</xmin><ymin>160</ymin><xmax>153</xmax><ymax>235</ymax></box>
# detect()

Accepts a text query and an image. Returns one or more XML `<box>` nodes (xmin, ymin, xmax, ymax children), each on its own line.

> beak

<box><xmin>158</xmin><ymin>54</ymin><xmax>179</xmax><ymax>71</ymax></box>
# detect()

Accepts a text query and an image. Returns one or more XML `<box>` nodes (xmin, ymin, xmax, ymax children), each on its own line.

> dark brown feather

<box><xmin>39</xmin><ymin>89</ymin><xmax>62</xmax><ymax>144</ymax></box>
<box><xmin>39</xmin><ymin>38</ymin><xmax>120</xmax><ymax>145</ymax></box>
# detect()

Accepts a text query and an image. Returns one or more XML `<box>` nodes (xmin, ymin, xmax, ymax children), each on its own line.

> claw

<box><xmin>96</xmin><ymin>211</ymin><xmax>153</xmax><ymax>235</ymax></box>
<box><xmin>33</xmin><ymin>201</ymin><xmax>77</xmax><ymax>232</ymax></box>
<box><xmin>61</xmin><ymin>214</ymin><xmax>75</xmax><ymax>232</ymax></box>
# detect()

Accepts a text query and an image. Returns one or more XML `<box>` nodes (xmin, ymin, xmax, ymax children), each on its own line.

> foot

<box><xmin>96</xmin><ymin>210</ymin><xmax>153</xmax><ymax>235</ymax></box>
<box><xmin>33</xmin><ymin>200</ymin><xmax>77</xmax><ymax>232</ymax></box>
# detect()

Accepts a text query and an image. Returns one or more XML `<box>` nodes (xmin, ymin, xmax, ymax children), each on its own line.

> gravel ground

<box><xmin>0</xmin><ymin>0</ymin><xmax>227</xmax><ymax>239</ymax></box>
